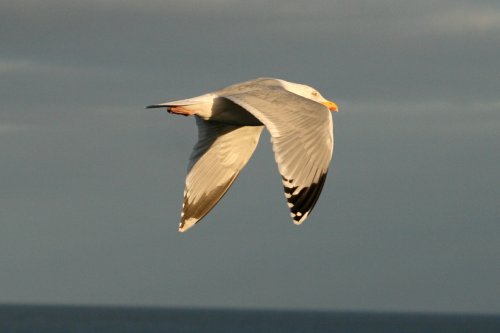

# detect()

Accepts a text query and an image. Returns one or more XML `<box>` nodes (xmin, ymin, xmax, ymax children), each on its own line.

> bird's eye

<box><xmin>312</xmin><ymin>91</ymin><xmax>318</xmax><ymax>97</ymax></box>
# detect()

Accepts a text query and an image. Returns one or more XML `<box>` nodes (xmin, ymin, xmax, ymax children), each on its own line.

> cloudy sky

<box><xmin>1</xmin><ymin>0</ymin><xmax>499</xmax><ymax>314</ymax></box>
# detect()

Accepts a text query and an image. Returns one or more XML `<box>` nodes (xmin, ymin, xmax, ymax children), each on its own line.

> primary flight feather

<box><xmin>146</xmin><ymin>77</ymin><xmax>339</xmax><ymax>232</ymax></box>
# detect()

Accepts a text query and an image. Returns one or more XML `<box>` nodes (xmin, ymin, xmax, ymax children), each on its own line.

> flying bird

<box><xmin>147</xmin><ymin>78</ymin><xmax>339</xmax><ymax>232</ymax></box>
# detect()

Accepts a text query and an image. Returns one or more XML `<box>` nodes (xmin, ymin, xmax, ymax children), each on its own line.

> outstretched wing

<box><xmin>223</xmin><ymin>88</ymin><xmax>333</xmax><ymax>224</ymax></box>
<box><xmin>180</xmin><ymin>117</ymin><xmax>263</xmax><ymax>232</ymax></box>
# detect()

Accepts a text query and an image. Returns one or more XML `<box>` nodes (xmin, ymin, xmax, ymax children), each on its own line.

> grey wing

<box><xmin>180</xmin><ymin>117</ymin><xmax>263</xmax><ymax>232</ymax></box>
<box><xmin>222</xmin><ymin>88</ymin><xmax>333</xmax><ymax>224</ymax></box>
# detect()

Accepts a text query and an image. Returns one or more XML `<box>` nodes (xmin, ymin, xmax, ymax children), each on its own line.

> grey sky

<box><xmin>1</xmin><ymin>0</ymin><xmax>499</xmax><ymax>313</ymax></box>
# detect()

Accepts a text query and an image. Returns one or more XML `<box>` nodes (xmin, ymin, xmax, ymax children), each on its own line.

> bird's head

<box><xmin>278</xmin><ymin>79</ymin><xmax>339</xmax><ymax>112</ymax></box>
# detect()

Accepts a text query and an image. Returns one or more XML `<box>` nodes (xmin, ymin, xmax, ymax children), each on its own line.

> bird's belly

<box><xmin>203</xmin><ymin>97</ymin><xmax>262</xmax><ymax>126</ymax></box>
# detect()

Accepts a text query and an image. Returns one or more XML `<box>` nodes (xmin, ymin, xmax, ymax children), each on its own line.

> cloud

<box><xmin>0</xmin><ymin>58</ymin><xmax>106</xmax><ymax>76</ymax></box>
<box><xmin>347</xmin><ymin>99</ymin><xmax>500</xmax><ymax>135</ymax></box>
<box><xmin>423</xmin><ymin>6</ymin><xmax>500</xmax><ymax>34</ymax></box>
<box><xmin>0</xmin><ymin>123</ymin><xmax>30</xmax><ymax>134</ymax></box>
<box><xmin>0</xmin><ymin>59</ymin><xmax>33</xmax><ymax>74</ymax></box>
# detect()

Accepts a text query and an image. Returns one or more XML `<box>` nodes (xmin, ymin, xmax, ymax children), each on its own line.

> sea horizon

<box><xmin>1</xmin><ymin>303</ymin><xmax>499</xmax><ymax>333</ymax></box>
<box><xmin>2</xmin><ymin>302</ymin><xmax>500</xmax><ymax>317</ymax></box>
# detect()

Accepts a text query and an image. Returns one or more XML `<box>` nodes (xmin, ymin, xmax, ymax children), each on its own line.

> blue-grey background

<box><xmin>1</xmin><ymin>0</ymin><xmax>499</xmax><ymax>314</ymax></box>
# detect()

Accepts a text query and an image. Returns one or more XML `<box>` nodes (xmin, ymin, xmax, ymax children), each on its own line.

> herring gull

<box><xmin>146</xmin><ymin>77</ymin><xmax>339</xmax><ymax>232</ymax></box>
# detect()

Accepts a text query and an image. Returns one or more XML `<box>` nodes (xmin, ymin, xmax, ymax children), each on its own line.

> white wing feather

<box><xmin>180</xmin><ymin>117</ymin><xmax>263</xmax><ymax>232</ymax></box>
<box><xmin>222</xmin><ymin>88</ymin><xmax>333</xmax><ymax>224</ymax></box>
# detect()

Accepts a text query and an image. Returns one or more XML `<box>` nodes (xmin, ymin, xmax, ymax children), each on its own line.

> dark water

<box><xmin>1</xmin><ymin>305</ymin><xmax>499</xmax><ymax>333</ymax></box>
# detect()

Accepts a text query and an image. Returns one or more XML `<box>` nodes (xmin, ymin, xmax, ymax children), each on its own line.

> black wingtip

<box><xmin>286</xmin><ymin>172</ymin><xmax>328</xmax><ymax>223</ymax></box>
<box><xmin>145</xmin><ymin>104</ymin><xmax>165</xmax><ymax>109</ymax></box>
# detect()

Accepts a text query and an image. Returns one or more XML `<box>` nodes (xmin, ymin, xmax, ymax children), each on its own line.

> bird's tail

<box><xmin>146</xmin><ymin>94</ymin><xmax>214</xmax><ymax>109</ymax></box>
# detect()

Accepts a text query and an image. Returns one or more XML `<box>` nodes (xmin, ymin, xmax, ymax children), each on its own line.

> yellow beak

<box><xmin>321</xmin><ymin>100</ymin><xmax>339</xmax><ymax>112</ymax></box>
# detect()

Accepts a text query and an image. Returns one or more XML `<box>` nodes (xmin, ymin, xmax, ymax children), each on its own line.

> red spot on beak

<box><xmin>321</xmin><ymin>101</ymin><xmax>339</xmax><ymax>112</ymax></box>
